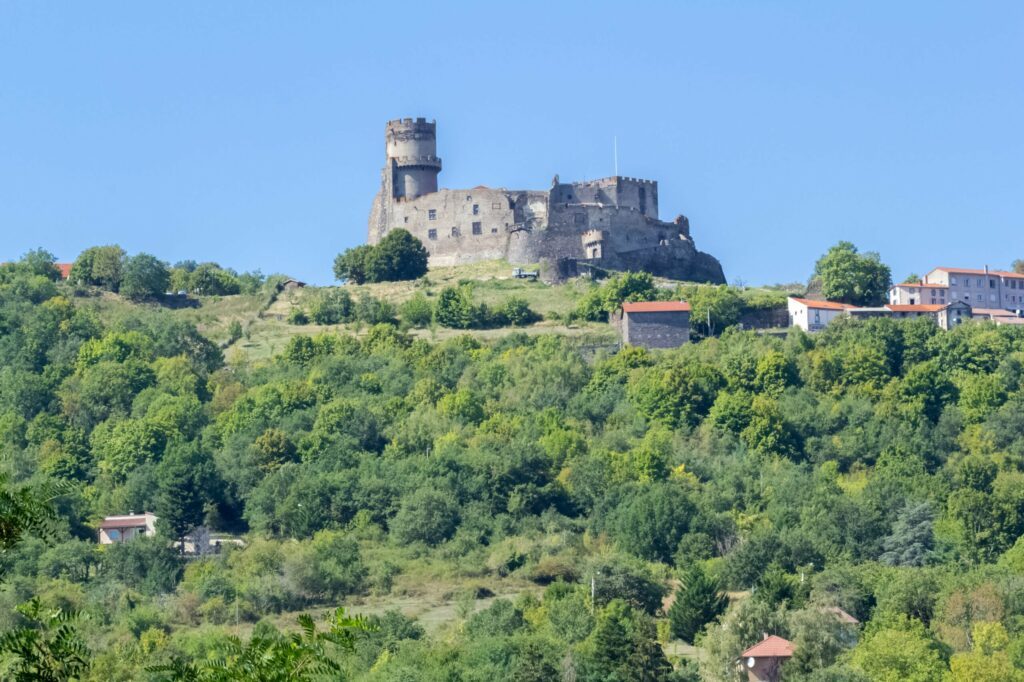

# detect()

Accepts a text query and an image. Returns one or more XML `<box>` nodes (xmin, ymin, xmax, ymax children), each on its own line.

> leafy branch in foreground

<box><xmin>0</xmin><ymin>597</ymin><xmax>90</xmax><ymax>682</ymax></box>
<box><xmin>148</xmin><ymin>607</ymin><xmax>375</xmax><ymax>681</ymax></box>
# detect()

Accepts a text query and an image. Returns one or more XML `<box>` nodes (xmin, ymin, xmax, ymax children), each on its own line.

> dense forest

<box><xmin>1</xmin><ymin>249</ymin><xmax>1024</xmax><ymax>681</ymax></box>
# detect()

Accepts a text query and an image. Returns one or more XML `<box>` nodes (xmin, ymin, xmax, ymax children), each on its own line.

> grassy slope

<box><xmin>75</xmin><ymin>260</ymin><xmax>791</xmax><ymax>365</ymax></box>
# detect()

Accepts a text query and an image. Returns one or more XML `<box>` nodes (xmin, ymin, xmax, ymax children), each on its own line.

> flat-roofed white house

<box><xmin>787</xmin><ymin>297</ymin><xmax>852</xmax><ymax>332</ymax></box>
<box><xmin>98</xmin><ymin>512</ymin><xmax>158</xmax><ymax>544</ymax></box>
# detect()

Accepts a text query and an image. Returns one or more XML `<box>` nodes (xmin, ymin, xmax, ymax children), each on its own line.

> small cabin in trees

<box><xmin>98</xmin><ymin>512</ymin><xmax>158</xmax><ymax>544</ymax></box>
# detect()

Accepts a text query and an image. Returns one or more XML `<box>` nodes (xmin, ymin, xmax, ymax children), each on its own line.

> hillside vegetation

<box><xmin>2</xmin><ymin>251</ymin><xmax>1023</xmax><ymax>681</ymax></box>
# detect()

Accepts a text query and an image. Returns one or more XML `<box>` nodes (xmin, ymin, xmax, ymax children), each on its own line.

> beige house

<box><xmin>98</xmin><ymin>512</ymin><xmax>158</xmax><ymax>544</ymax></box>
<box><xmin>787</xmin><ymin>297</ymin><xmax>853</xmax><ymax>332</ymax></box>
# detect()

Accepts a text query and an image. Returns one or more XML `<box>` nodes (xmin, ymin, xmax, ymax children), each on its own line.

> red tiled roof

<box><xmin>741</xmin><ymin>635</ymin><xmax>795</xmax><ymax>659</ymax></box>
<box><xmin>886</xmin><ymin>304</ymin><xmax>947</xmax><ymax>312</ymax></box>
<box><xmin>890</xmin><ymin>282</ymin><xmax>947</xmax><ymax>289</ymax></box>
<box><xmin>788</xmin><ymin>297</ymin><xmax>852</xmax><ymax>311</ymax></box>
<box><xmin>932</xmin><ymin>267</ymin><xmax>1024</xmax><ymax>280</ymax></box>
<box><xmin>99</xmin><ymin>514</ymin><xmax>152</xmax><ymax>530</ymax></box>
<box><xmin>973</xmin><ymin>308</ymin><xmax>1018</xmax><ymax>317</ymax></box>
<box><xmin>56</xmin><ymin>263</ymin><xmax>72</xmax><ymax>280</ymax></box>
<box><xmin>622</xmin><ymin>301</ymin><xmax>691</xmax><ymax>313</ymax></box>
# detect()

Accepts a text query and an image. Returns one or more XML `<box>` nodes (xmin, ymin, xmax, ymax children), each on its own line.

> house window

<box><xmin>964</xmin><ymin>279</ymin><xmax>970</xmax><ymax>288</ymax></box>
<box><xmin>428</xmin><ymin>209</ymin><xmax>437</xmax><ymax>220</ymax></box>
<box><xmin>977</xmin><ymin>278</ymin><xmax>983</xmax><ymax>287</ymax></box>
<box><xmin>990</xmin><ymin>279</ymin><xmax>996</xmax><ymax>288</ymax></box>
<box><xmin>451</xmin><ymin>227</ymin><xmax>460</xmax><ymax>237</ymax></box>
<box><xmin>990</xmin><ymin>294</ymin><xmax>997</xmax><ymax>302</ymax></box>
<box><xmin>951</xmin><ymin>276</ymin><xmax>958</xmax><ymax>285</ymax></box>
<box><xmin>472</xmin><ymin>222</ymin><xmax>482</xmax><ymax>235</ymax></box>
<box><xmin>472</xmin><ymin>204</ymin><xmax>479</xmax><ymax>215</ymax></box>
<box><xmin>427</xmin><ymin>229</ymin><xmax>437</xmax><ymax>240</ymax></box>
<box><xmin>977</xmin><ymin>294</ymin><xmax>983</xmax><ymax>302</ymax></box>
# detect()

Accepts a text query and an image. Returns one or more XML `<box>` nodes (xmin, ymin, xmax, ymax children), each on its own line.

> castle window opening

<box><xmin>491</xmin><ymin>227</ymin><xmax>498</xmax><ymax>234</ymax></box>
<box><xmin>508</xmin><ymin>199</ymin><xmax>515</xmax><ymax>209</ymax></box>
<box><xmin>428</xmin><ymin>209</ymin><xmax>437</xmax><ymax>220</ymax></box>
<box><xmin>573</xmin><ymin>213</ymin><xmax>585</xmax><ymax>225</ymax></box>
<box><xmin>451</xmin><ymin>226</ymin><xmax>460</xmax><ymax>237</ymax></box>
<box><xmin>492</xmin><ymin>202</ymin><xmax>501</xmax><ymax>210</ymax></box>
<box><xmin>472</xmin><ymin>204</ymin><xmax>479</xmax><ymax>215</ymax></box>
<box><xmin>403</xmin><ymin>216</ymin><xmax>409</xmax><ymax>223</ymax></box>
<box><xmin>472</xmin><ymin>222</ymin><xmax>482</xmax><ymax>235</ymax></box>
<box><xmin>466</xmin><ymin>195</ymin><xmax>472</xmax><ymax>201</ymax></box>
<box><xmin>428</xmin><ymin>229</ymin><xmax>437</xmax><ymax>240</ymax></box>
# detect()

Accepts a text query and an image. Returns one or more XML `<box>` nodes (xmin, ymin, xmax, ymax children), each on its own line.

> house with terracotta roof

<box><xmin>889</xmin><ymin>281</ymin><xmax>948</xmax><ymax>306</ymax></box>
<box><xmin>921</xmin><ymin>267</ymin><xmax>1024</xmax><ymax>312</ymax></box>
<box><xmin>618</xmin><ymin>300</ymin><xmax>691</xmax><ymax>349</ymax></box>
<box><xmin>739</xmin><ymin>635</ymin><xmax>794</xmax><ymax>682</ymax></box>
<box><xmin>98</xmin><ymin>512</ymin><xmax>158</xmax><ymax>544</ymax></box>
<box><xmin>55</xmin><ymin>263</ymin><xmax>73</xmax><ymax>280</ymax></box>
<box><xmin>787</xmin><ymin>297</ymin><xmax>852</xmax><ymax>332</ymax></box>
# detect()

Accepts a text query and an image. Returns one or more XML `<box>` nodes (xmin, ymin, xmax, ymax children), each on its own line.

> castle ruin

<box><xmin>367</xmin><ymin>118</ymin><xmax>725</xmax><ymax>283</ymax></box>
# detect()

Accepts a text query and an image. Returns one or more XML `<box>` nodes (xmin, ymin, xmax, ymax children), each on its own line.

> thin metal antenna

<box><xmin>614</xmin><ymin>136</ymin><xmax>618</xmax><ymax>177</ymax></box>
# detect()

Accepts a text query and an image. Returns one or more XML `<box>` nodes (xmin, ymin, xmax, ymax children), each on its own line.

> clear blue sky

<box><xmin>2</xmin><ymin>2</ymin><xmax>1022</xmax><ymax>285</ymax></box>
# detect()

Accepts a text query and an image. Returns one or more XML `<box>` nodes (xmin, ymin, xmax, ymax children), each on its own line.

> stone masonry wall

<box><xmin>622</xmin><ymin>311</ymin><xmax>691</xmax><ymax>348</ymax></box>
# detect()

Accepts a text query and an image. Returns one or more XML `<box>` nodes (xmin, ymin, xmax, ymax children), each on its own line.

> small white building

<box><xmin>98</xmin><ymin>512</ymin><xmax>158</xmax><ymax>544</ymax></box>
<box><xmin>787</xmin><ymin>297</ymin><xmax>852</xmax><ymax>332</ymax></box>
<box><xmin>888</xmin><ymin>282</ymin><xmax>948</xmax><ymax>306</ymax></box>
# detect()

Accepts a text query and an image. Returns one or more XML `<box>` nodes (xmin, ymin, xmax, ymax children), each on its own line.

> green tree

<box><xmin>333</xmin><ymin>230</ymin><xmax>428</xmax><ymax>284</ymax></box>
<box><xmin>879</xmin><ymin>502</ymin><xmax>935</xmax><ymax>567</ymax></box>
<box><xmin>121</xmin><ymin>253</ymin><xmax>171</xmax><ymax>301</ymax></box>
<box><xmin>848</xmin><ymin>617</ymin><xmax>947</xmax><ymax>682</ymax></box>
<box><xmin>813</xmin><ymin>241</ymin><xmax>891</xmax><ymax>306</ymax></box>
<box><xmin>154</xmin><ymin>445</ymin><xmax>221</xmax><ymax>551</ymax></box>
<box><xmin>627</xmin><ymin>363</ymin><xmax>724</xmax><ymax>429</ymax></box>
<box><xmin>399</xmin><ymin>292</ymin><xmax>434</xmax><ymax>327</ymax></box>
<box><xmin>687</xmin><ymin>285</ymin><xmax>744</xmax><ymax>336</ymax></box>
<box><xmin>389</xmin><ymin>488</ymin><xmax>459</xmax><ymax>546</ymax></box>
<box><xmin>70</xmin><ymin>244</ymin><xmax>126</xmax><ymax>290</ymax></box>
<box><xmin>369</xmin><ymin>228</ymin><xmax>429</xmax><ymax>282</ymax></box>
<box><xmin>667</xmin><ymin>564</ymin><xmax>728</xmax><ymax>642</ymax></box>
<box><xmin>333</xmin><ymin>244</ymin><xmax>374</xmax><ymax>284</ymax></box>
<box><xmin>1011</xmin><ymin>259</ymin><xmax>1024</xmax><ymax>274</ymax></box>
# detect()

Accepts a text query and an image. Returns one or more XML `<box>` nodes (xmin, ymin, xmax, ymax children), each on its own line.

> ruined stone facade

<box><xmin>368</xmin><ymin>118</ymin><xmax>725</xmax><ymax>283</ymax></box>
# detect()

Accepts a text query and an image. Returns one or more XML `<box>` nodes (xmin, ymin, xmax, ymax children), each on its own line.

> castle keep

<box><xmin>368</xmin><ymin>119</ymin><xmax>725</xmax><ymax>283</ymax></box>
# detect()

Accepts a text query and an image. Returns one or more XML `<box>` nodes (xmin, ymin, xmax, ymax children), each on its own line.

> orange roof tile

<box><xmin>788</xmin><ymin>297</ymin><xmax>852</xmax><ymax>311</ymax></box>
<box><xmin>932</xmin><ymin>267</ymin><xmax>1024</xmax><ymax>280</ymax></box>
<box><xmin>56</xmin><ymin>263</ymin><xmax>72</xmax><ymax>280</ymax></box>
<box><xmin>973</xmin><ymin>308</ymin><xmax>1018</xmax><ymax>317</ymax></box>
<box><xmin>890</xmin><ymin>282</ymin><xmax>947</xmax><ymax>289</ymax></box>
<box><xmin>741</xmin><ymin>635</ymin><xmax>795</xmax><ymax>659</ymax></box>
<box><xmin>886</xmin><ymin>304</ymin><xmax>947</xmax><ymax>312</ymax></box>
<box><xmin>622</xmin><ymin>301</ymin><xmax>691</xmax><ymax>313</ymax></box>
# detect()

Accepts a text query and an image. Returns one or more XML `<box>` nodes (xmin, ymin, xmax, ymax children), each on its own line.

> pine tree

<box><xmin>668</xmin><ymin>564</ymin><xmax>728</xmax><ymax>642</ymax></box>
<box><xmin>879</xmin><ymin>501</ymin><xmax>935</xmax><ymax>567</ymax></box>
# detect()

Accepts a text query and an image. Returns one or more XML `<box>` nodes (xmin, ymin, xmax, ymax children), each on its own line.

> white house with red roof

<box><xmin>787</xmin><ymin>297</ymin><xmax>852</xmax><ymax>332</ymax></box>
<box><xmin>619</xmin><ymin>301</ymin><xmax>691</xmax><ymax>348</ymax></box>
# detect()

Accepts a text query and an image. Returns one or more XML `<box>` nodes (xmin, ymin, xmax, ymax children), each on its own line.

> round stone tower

<box><xmin>385</xmin><ymin>118</ymin><xmax>442</xmax><ymax>200</ymax></box>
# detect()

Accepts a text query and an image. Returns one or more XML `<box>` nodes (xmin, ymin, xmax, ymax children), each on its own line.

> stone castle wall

<box><xmin>366</xmin><ymin>119</ymin><xmax>726</xmax><ymax>284</ymax></box>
